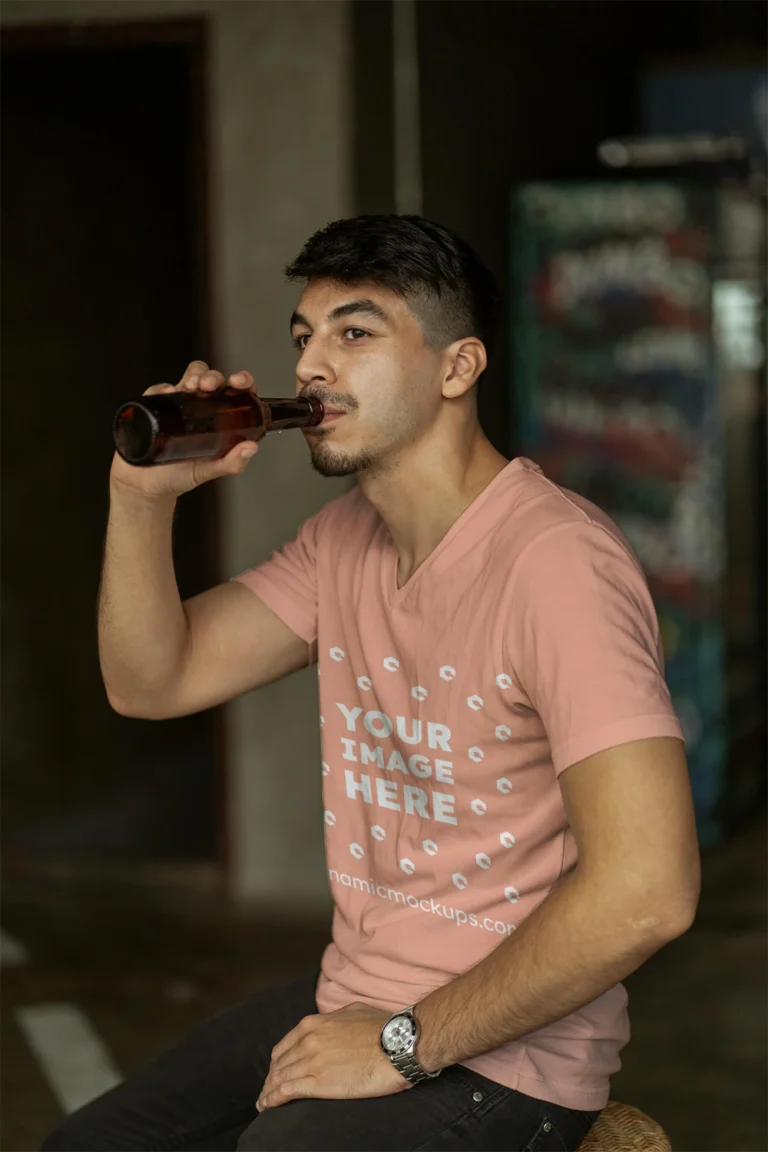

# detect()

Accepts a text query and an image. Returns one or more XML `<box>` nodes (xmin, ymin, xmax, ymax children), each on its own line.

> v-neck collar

<box><xmin>385</xmin><ymin>458</ymin><xmax>531</xmax><ymax>606</ymax></box>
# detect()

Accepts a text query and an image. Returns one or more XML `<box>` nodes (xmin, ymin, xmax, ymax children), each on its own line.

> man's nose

<box><xmin>296</xmin><ymin>342</ymin><xmax>335</xmax><ymax>388</ymax></box>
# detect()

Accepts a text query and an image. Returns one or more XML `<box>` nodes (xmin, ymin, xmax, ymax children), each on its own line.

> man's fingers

<box><xmin>262</xmin><ymin>1054</ymin><xmax>305</xmax><ymax>1096</ymax></box>
<box><xmin>270</xmin><ymin>1018</ymin><xmax>312</xmax><ymax>1064</ymax></box>
<box><xmin>199</xmin><ymin>370</ymin><xmax>226</xmax><ymax>391</ymax></box>
<box><xmin>147</xmin><ymin>362</ymin><xmax>252</xmax><ymax>398</ymax></box>
<box><xmin>180</xmin><ymin>360</ymin><xmax>209</xmax><ymax>387</ymax></box>
<box><xmin>142</xmin><ymin>383</ymin><xmax>177</xmax><ymax>396</ymax></box>
<box><xmin>187</xmin><ymin>441</ymin><xmax>257</xmax><ymax>488</ymax></box>
<box><xmin>228</xmin><ymin>370</ymin><xmax>255</xmax><ymax>389</ymax></box>
<box><xmin>258</xmin><ymin>1073</ymin><xmax>315</xmax><ymax>1112</ymax></box>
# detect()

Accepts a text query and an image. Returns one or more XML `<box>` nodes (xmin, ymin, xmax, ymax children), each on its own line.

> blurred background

<box><xmin>1</xmin><ymin>1</ymin><xmax>765</xmax><ymax>1149</ymax></box>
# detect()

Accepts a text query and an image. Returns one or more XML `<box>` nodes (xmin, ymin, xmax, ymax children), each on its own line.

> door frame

<box><xmin>1</xmin><ymin>16</ymin><xmax>230</xmax><ymax>880</ymax></box>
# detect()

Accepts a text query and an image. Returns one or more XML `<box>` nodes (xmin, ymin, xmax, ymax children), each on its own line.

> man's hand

<box><xmin>110</xmin><ymin>362</ymin><xmax>260</xmax><ymax>500</ymax></box>
<box><xmin>257</xmin><ymin>1002</ymin><xmax>410</xmax><ymax>1112</ymax></box>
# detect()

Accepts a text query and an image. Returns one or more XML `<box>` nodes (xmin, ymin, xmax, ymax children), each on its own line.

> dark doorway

<box><xmin>1</xmin><ymin>21</ymin><xmax>222</xmax><ymax>863</ymax></box>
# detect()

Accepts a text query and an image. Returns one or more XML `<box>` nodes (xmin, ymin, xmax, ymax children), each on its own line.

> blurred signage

<box><xmin>512</xmin><ymin>181</ymin><xmax>727</xmax><ymax>844</ymax></box>
<box><xmin>642</xmin><ymin>66</ymin><xmax>767</xmax><ymax>163</ymax></box>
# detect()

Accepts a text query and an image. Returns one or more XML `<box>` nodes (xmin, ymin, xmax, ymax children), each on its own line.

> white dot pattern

<box><xmin>320</xmin><ymin>654</ymin><xmax>528</xmax><ymax>918</ymax></box>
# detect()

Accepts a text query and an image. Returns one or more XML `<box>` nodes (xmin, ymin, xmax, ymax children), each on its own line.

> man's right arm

<box><xmin>98</xmin><ymin>483</ymin><xmax>308</xmax><ymax>720</ymax></box>
<box><xmin>98</xmin><ymin>360</ymin><xmax>311</xmax><ymax>720</ymax></box>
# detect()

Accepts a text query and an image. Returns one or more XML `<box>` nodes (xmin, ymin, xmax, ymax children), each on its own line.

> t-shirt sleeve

<box><xmin>231</xmin><ymin>512</ymin><xmax>322</xmax><ymax>647</ymax></box>
<box><xmin>505</xmin><ymin>521</ymin><xmax>685</xmax><ymax>776</ymax></box>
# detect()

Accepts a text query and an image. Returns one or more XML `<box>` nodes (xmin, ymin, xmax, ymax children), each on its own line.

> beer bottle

<box><xmin>113</xmin><ymin>388</ymin><xmax>323</xmax><ymax>466</ymax></box>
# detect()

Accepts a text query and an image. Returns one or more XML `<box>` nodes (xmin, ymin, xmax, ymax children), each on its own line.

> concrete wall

<box><xmin>2</xmin><ymin>0</ymin><xmax>353</xmax><ymax>915</ymax></box>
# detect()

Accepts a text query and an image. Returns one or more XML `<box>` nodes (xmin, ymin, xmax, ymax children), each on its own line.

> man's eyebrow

<box><xmin>328</xmin><ymin>299</ymin><xmax>390</xmax><ymax>325</ymax></box>
<box><xmin>289</xmin><ymin>299</ymin><xmax>390</xmax><ymax>331</ymax></box>
<box><xmin>290</xmin><ymin>310</ymin><xmax>310</xmax><ymax>331</ymax></box>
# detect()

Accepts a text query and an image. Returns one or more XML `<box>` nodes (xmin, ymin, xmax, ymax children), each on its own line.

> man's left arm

<box><xmin>257</xmin><ymin>734</ymin><xmax>699</xmax><ymax>1109</ymax></box>
<box><xmin>414</xmin><ymin>733</ymin><xmax>700</xmax><ymax>1071</ymax></box>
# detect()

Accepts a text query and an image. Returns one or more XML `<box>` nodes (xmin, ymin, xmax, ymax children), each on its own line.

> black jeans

<box><xmin>42</xmin><ymin>972</ymin><xmax>600</xmax><ymax>1152</ymax></box>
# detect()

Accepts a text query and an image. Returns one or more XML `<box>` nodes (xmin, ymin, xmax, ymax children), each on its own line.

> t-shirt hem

<box><xmin>232</xmin><ymin>570</ymin><xmax>317</xmax><ymax>646</ymax></box>
<box><xmin>459</xmin><ymin>1057</ymin><xmax>610</xmax><ymax>1111</ymax></box>
<box><xmin>552</xmin><ymin>714</ymin><xmax>686</xmax><ymax>776</ymax></box>
<box><xmin>318</xmin><ymin>969</ymin><xmax>613</xmax><ymax>1112</ymax></box>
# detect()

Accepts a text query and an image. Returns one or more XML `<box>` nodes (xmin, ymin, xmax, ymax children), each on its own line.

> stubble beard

<box><xmin>307</xmin><ymin>434</ymin><xmax>377</xmax><ymax>478</ymax></box>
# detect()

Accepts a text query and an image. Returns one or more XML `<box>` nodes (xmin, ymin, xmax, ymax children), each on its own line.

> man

<box><xmin>45</xmin><ymin>215</ymin><xmax>700</xmax><ymax>1152</ymax></box>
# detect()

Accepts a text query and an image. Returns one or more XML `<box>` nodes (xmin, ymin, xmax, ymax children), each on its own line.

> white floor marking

<box><xmin>16</xmin><ymin>1003</ymin><xmax>122</xmax><ymax>1114</ymax></box>
<box><xmin>1</xmin><ymin>927</ymin><xmax>29</xmax><ymax>966</ymax></box>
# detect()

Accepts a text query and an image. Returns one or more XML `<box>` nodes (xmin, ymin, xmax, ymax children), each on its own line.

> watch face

<box><xmin>382</xmin><ymin>1015</ymin><xmax>416</xmax><ymax>1054</ymax></box>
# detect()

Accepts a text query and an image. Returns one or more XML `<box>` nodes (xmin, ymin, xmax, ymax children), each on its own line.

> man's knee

<box><xmin>236</xmin><ymin>1117</ymin><xmax>260</xmax><ymax>1151</ymax></box>
<box><xmin>41</xmin><ymin>1112</ymin><xmax>112</xmax><ymax>1151</ymax></box>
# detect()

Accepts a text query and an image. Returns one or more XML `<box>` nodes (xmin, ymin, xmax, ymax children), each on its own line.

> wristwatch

<box><xmin>379</xmin><ymin>1005</ymin><xmax>441</xmax><ymax>1085</ymax></box>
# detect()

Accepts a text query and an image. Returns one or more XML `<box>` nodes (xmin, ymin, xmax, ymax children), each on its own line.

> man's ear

<box><xmin>442</xmin><ymin>338</ymin><xmax>487</xmax><ymax>399</ymax></box>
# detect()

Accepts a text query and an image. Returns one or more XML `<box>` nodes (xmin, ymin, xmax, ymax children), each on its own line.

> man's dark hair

<box><xmin>285</xmin><ymin>214</ymin><xmax>499</xmax><ymax>362</ymax></box>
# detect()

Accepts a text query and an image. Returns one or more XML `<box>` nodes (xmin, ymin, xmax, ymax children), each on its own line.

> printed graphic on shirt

<box><xmin>319</xmin><ymin>647</ymin><xmax>524</xmax><ymax>925</ymax></box>
<box><xmin>335</xmin><ymin>699</ymin><xmax>458</xmax><ymax>826</ymax></box>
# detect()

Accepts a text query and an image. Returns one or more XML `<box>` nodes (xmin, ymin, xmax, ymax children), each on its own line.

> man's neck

<box><xmin>357</xmin><ymin>427</ymin><xmax>509</xmax><ymax>589</ymax></box>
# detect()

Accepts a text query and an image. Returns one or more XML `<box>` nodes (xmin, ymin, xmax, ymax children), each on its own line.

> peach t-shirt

<box><xmin>235</xmin><ymin>458</ymin><xmax>684</xmax><ymax>1111</ymax></box>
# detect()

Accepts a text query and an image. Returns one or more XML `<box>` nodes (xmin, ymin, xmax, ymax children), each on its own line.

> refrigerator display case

<box><xmin>511</xmin><ymin>180</ymin><xmax>766</xmax><ymax>845</ymax></box>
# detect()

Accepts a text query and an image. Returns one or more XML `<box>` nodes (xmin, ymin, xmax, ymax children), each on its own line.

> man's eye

<box><xmin>344</xmin><ymin>328</ymin><xmax>368</xmax><ymax>341</ymax></box>
<box><xmin>293</xmin><ymin>334</ymin><xmax>310</xmax><ymax>351</ymax></box>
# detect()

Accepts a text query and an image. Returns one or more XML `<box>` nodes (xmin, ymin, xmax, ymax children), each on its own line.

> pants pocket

<box><xmin>522</xmin><ymin>1105</ymin><xmax>598</xmax><ymax>1152</ymax></box>
<box><xmin>522</xmin><ymin>1115</ymin><xmax>568</xmax><ymax>1152</ymax></box>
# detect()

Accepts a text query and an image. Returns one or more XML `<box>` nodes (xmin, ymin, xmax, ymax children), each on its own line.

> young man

<box><xmin>47</xmin><ymin>215</ymin><xmax>700</xmax><ymax>1152</ymax></box>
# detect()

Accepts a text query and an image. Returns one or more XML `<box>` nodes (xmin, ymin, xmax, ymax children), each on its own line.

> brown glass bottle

<box><xmin>113</xmin><ymin>388</ymin><xmax>324</xmax><ymax>466</ymax></box>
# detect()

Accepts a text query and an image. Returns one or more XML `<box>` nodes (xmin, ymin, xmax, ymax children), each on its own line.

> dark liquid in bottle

<box><xmin>113</xmin><ymin>389</ymin><xmax>323</xmax><ymax>466</ymax></box>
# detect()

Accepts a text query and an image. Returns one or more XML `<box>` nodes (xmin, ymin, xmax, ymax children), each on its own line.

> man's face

<box><xmin>290</xmin><ymin>279</ymin><xmax>444</xmax><ymax>478</ymax></box>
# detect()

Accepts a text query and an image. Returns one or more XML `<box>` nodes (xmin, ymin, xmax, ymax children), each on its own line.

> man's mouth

<box><xmin>300</xmin><ymin>395</ymin><xmax>353</xmax><ymax>430</ymax></box>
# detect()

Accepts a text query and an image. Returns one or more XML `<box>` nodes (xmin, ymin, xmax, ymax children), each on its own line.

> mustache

<box><xmin>299</xmin><ymin>387</ymin><xmax>357</xmax><ymax>413</ymax></box>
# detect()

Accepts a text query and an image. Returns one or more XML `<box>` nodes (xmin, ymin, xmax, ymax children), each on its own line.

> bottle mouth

<box><xmin>305</xmin><ymin>396</ymin><xmax>325</xmax><ymax>426</ymax></box>
<box><xmin>113</xmin><ymin>402</ymin><xmax>159</xmax><ymax>466</ymax></box>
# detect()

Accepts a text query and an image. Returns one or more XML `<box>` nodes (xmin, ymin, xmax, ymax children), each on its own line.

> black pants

<box><xmin>41</xmin><ymin>972</ymin><xmax>600</xmax><ymax>1151</ymax></box>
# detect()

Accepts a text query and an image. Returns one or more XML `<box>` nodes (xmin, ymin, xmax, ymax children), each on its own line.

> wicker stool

<box><xmin>578</xmin><ymin>1100</ymin><xmax>672</xmax><ymax>1151</ymax></box>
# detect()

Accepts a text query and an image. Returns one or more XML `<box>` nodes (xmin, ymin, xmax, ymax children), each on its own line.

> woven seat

<box><xmin>578</xmin><ymin>1100</ymin><xmax>672</xmax><ymax>1151</ymax></box>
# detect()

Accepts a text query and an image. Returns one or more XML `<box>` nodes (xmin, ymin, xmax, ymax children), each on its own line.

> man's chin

<box><xmin>308</xmin><ymin>442</ymin><xmax>374</xmax><ymax>479</ymax></box>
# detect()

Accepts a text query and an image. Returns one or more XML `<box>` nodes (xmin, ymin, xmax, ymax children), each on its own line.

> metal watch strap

<box><xmin>382</xmin><ymin>1006</ymin><xmax>441</xmax><ymax>1085</ymax></box>
<box><xmin>390</xmin><ymin>1048</ymin><xmax>440</xmax><ymax>1085</ymax></box>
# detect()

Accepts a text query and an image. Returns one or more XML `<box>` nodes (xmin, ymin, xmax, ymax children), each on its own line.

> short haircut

<box><xmin>285</xmin><ymin>214</ymin><xmax>499</xmax><ymax>361</ymax></box>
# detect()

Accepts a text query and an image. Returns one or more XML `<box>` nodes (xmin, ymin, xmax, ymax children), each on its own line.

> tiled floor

<box><xmin>2</xmin><ymin>810</ymin><xmax>766</xmax><ymax>1151</ymax></box>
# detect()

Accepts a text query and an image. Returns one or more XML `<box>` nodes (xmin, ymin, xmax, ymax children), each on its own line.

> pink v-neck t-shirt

<box><xmin>234</xmin><ymin>457</ymin><xmax>684</xmax><ymax>1110</ymax></box>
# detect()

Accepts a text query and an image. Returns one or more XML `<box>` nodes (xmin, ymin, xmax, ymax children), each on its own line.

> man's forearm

<box><xmin>97</xmin><ymin>482</ymin><xmax>188</xmax><ymax>712</ymax></box>
<box><xmin>414</xmin><ymin>869</ymin><xmax>692</xmax><ymax>1074</ymax></box>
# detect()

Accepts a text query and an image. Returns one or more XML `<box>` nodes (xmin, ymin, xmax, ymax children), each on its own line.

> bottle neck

<box><xmin>265</xmin><ymin>397</ymin><xmax>323</xmax><ymax>432</ymax></box>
